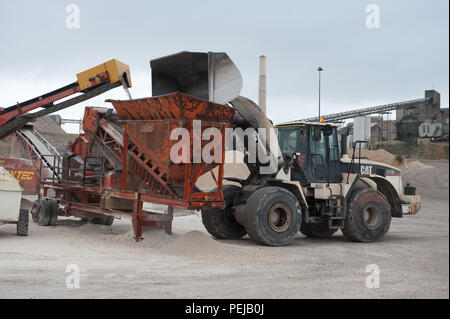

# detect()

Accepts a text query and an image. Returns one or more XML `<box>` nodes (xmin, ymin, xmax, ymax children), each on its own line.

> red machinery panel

<box><xmin>0</xmin><ymin>158</ymin><xmax>39</xmax><ymax>195</ymax></box>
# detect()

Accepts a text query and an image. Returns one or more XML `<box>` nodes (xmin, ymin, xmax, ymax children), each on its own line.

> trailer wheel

<box><xmin>201</xmin><ymin>185</ymin><xmax>247</xmax><ymax>240</ymax></box>
<box><xmin>31</xmin><ymin>200</ymin><xmax>51</xmax><ymax>226</ymax></box>
<box><xmin>300</xmin><ymin>222</ymin><xmax>337</xmax><ymax>238</ymax></box>
<box><xmin>103</xmin><ymin>216</ymin><xmax>114</xmax><ymax>226</ymax></box>
<box><xmin>91</xmin><ymin>216</ymin><xmax>114</xmax><ymax>226</ymax></box>
<box><xmin>46</xmin><ymin>200</ymin><xmax>59</xmax><ymax>226</ymax></box>
<box><xmin>342</xmin><ymin>188</ymin><xmax>391</xmax><ymax>243</ymax></box>
<box><xmin>17</xmin><ymin>209</ymin><xmax>29</xmax><ymax>236</ymax></box>
<box><xmin>244</xmin><ymin>187</ymin><xmax>301</xmax><ymax>246</ymax></box>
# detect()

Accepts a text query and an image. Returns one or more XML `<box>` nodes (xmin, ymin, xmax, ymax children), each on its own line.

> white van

<box><xmin>0</xmin><ymin>166</ymin><xmax>28</xmax><ymax>236</ymax></box>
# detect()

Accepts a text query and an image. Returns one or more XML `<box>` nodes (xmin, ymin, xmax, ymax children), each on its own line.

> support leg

<box><xmin>165</xmin><ymin>206</ymin><xmax>173</xmax><ymax>235</ymax></box>
<box><xmin>132</xmin><ymin>198</ymin><xmax>143</xmax><ymax>241</ymax></box>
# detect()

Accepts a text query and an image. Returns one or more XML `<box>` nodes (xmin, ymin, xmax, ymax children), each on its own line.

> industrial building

<box><xmin>395</xmin><ymin>90</ymin><xmax>448</xmax><ymax>143</ymax></box>
<box><xmin>335</xmin><ymin>90</ymin><xmax>448</xmax><ymax>147</ymax></box>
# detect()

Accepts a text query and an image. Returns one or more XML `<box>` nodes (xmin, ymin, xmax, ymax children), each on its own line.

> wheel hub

<box><xmin>268</xmin><ymin>203</ymin><xmax>292</xmax><ymax>232</ymax></box>
<box><xmin>361</xmin><ymin>204</ymin><xmax>382</xmax><ymax>229</ymax></box>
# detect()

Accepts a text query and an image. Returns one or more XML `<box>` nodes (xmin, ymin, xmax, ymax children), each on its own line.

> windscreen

<box><xmin>277</xmin><ymin>126</ymin><xmax>307</xmax><ymax>157</ymax></box>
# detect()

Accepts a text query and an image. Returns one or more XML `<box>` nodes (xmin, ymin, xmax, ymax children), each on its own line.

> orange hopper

<box><xmin>107</xmin><ymin>92</ymin><xmax>236</xmax><ymax>210</ymax></box>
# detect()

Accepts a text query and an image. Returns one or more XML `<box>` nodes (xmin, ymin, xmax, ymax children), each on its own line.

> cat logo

<box><xmin>360</xmin><ymin>165</ymin><xmax>373</xmax><ymax>175</ymax></box>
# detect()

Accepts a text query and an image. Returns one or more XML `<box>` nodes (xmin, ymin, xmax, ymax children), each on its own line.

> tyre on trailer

<box><xmin>300</xmin><ymin>221</ymin><xmax>337</xmax><ymax>238</ymax></box>
<box><xmin>243</xmin><ymin>186</ymin><xmax>301</xmax><ymax>246</ymax></box>
<box><xmin>342</xmin><ymin>188</ymin><xmax>392</xmax><ymax>243</ymax></box>
<box><xmin>31</xmin><ymin>200</ymin><xmax>51</xmax><ymax>226</ymax></box>
<box><xmin>46</xmin><ymin>200</ymin><xmax>59</xmax><ymax>226</ymax></box>
<box><xmin>17</xmin><ymin>209</ymin><xmax>29</xmax><ymax>236</ymax></box>
<box><xmin>91</xmin><ymin>216</ymin><xmax>114</xmax><ymax>226</ymax></box>
<box><xmin>201</xmin><ymin>185</ymin><xmax>247</xmax><ymax>240</ymax></box>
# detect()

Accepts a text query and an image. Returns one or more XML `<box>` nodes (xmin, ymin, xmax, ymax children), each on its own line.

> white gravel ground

<box><xmin>0</xmin><ymin>160</ymin><xmax>448</xmax><ymax>299</ymax></box>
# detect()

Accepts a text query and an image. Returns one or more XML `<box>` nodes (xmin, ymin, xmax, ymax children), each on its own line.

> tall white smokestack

<box><xmin>259</xmin><ymin>55</ymin><xmax>267</xmax><ymax>114</ymax></box>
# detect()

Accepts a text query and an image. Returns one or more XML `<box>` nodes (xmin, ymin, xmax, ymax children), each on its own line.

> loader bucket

<box><xmin>150</xmin><ymin>51</ymin><xmax>243</xmax><ymax>105</ymax></box>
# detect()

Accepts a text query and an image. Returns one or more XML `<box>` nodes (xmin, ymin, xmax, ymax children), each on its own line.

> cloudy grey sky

<box><xmin>1</xmin><ymin>0</ymin><xmax>448</xmax><ymax>132</ymax></box>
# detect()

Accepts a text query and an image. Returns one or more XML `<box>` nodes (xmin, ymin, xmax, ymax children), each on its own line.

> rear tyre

<box><xmin>201</xmin><ymin>185</ymin><xmax>247</xmax><ymax>240</ymax></box>
<box><xmin>17</xmin><ymin>209</ymin><xmax>29</xmax><ymax>236</ymax></box>
<box><xmin>300</xmin><ymin>222</ymin><xmax>337</xmax><ymax>238</ymax></box>
<box><xmin>244</xmin><ymin>187</ymin><xmax>301</xmax><ymax>246</ymax></box>
<box><xmin>342</xmin><ymin>188</ymin><xmax>391</xmax><ymax>243</ymax></box>
<box><xmin>46</xmin><ymin>200</ymin><xmax>59</xmax><ymax>226</ymax></box>
<box><xmin>31</xmin><ymin>200</ymin><xmax>51</xmax><ymax>226</ymax></box>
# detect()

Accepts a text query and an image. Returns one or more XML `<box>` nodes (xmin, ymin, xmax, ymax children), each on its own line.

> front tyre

<box><xmin>342</xmin><ymin>188</ymin><xmax>391</xmax><ymax>243</ymax></box>
<box><xmin>244</xmin><ymin>187</ymin><xmax>301</xmax><ymax>246</ymax></box>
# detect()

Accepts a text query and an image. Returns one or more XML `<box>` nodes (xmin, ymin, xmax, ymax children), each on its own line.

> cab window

<box><xmin>277</xmin><ymin>127</ymin><xmax>307</xmax><ymax>157</ymax></box>
<box><xmin>328</xmin><ymin>128</ymin><xmax>339</xmax><ymax>161</ymax></box>
<box><xmin>309</xmin><ymin>126</ymin><xmax>327</xmax><ymax>165</ymax></box>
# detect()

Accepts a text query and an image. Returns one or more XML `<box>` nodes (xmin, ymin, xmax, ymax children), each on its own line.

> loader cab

<box><xmin>276</xmin><ymin>122</ymin><xmax>342</xmax><ymax>185</ymax></box>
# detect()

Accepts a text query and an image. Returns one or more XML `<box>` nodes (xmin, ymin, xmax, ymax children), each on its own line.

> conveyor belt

<box><xmin>0</xmin><ymin>81</ymin><xmax>121</xmax><ymax>138</ymax></box>
<box><xmin>16</xmin><ymin>128</ymin><xmax>62</xmax><ymax>182</ymax></box>
<box><xmin>2</xmin><ymin>82</ymin><xmax>78</xmax><ymax>114</ymax></box>
<box><xmin>298</xmin><ymin>98</ymin><xmax>432</xmax><ymax>123</ymax></box>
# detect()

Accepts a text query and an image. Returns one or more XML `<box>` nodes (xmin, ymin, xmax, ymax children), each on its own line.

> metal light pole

<box><xmin>317</xmin><ymin>66</ymin><xmax>323</xmax><ymax>120</ymax></box>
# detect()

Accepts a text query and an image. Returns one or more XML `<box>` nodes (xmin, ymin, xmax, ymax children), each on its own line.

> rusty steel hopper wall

<box><xmin>107</xmin><ymin>92</ymin><xmax>235</xmax><ymax>205</ymax></box>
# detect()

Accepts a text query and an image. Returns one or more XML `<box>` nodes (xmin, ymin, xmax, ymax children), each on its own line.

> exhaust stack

<box><xmin>258</xmin><ymin>55</ymin><xmax>267</xmax><ymax>114</ymax></box>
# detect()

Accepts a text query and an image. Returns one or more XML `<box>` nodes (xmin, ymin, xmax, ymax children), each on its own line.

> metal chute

<box><xmin>150</xmin><ymin>51</ymin><xmax>243</xmax><ymax>104</ymax></box>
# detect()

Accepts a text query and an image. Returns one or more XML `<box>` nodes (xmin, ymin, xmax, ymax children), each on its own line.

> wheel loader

<box><xmin>149</xmin><ymin>51</ymin><xmax>421</xmax><ymax>246</ymax></box>
<box><xmin>202</xmin><ymin>116</ymin><xmax>421</xmax><ymax>246</ymax></box>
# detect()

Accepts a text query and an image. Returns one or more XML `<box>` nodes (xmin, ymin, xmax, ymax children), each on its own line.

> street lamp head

<box><xmin>317</xmin><ymin>67</ymin><xmax>323</xmax><ymax>119</ymax></box>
